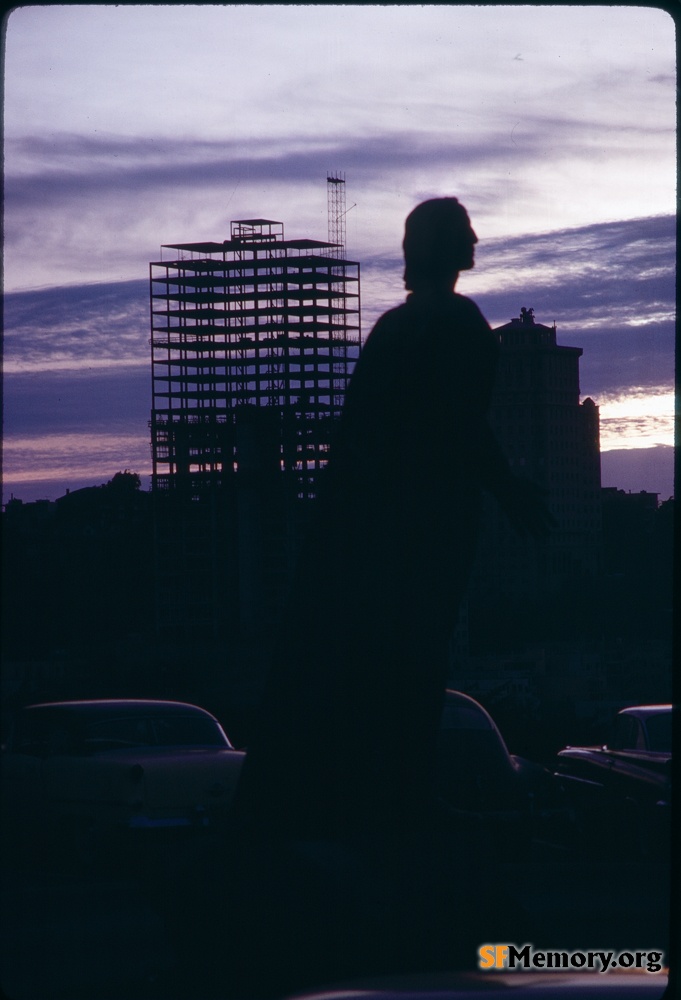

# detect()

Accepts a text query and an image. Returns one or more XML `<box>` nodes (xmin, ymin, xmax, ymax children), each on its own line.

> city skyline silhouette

<box><xmin>2</xmin><ymin>6</ymin><xmax>675</xmax><ymax>504</ymax></box>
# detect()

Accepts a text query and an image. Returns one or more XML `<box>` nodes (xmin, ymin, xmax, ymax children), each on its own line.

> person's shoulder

<box><xmin>434</xmin><ymin>294</ymin><xmax>497</xmax><ymax>368</ymax></box>
<box><xmin>451</xmin><ymin>292</ymin><xmax>480</xmax><ymax>311</ymax></box>
<box><xmin>448</xmin><ymin>293</ymin><xmax>489</xmax><ymax>326</ymax></box>
<box><xmin>375</xmin><ymin>301</ymin><xmax>410</xmax><ymax>326</ymax></box>
<box><xmin>363</xmin><ymin>302</ymin><xmax>411</xmax><ymax>346</ymax></box>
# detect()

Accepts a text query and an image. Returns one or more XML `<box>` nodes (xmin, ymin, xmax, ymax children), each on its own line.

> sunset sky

<box><xmin>3</xmin><ymin>4</ymin><xmax>676</xmax><ymax>503</ymax></box>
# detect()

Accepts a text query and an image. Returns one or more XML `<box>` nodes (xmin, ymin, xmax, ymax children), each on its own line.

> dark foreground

<box><xmin>1</xmin><ymin>826</ymin><xmax>671</xmax><ymax>1000</ymax></box>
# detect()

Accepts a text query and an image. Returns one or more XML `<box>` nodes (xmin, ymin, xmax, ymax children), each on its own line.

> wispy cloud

<box><xmin>599</xmin><ymin>389</ymin><xmax>675</xmax><ymax>450</ymax></box>
<box><xmin>3</xmin><ymin>126</ymin><xmax>592</xmax><ymax>240</ymax></box>
<box><xmin>7</xmin><ymin>114</ymin><xmax>674</xmax><ymax>210</ymax></box>
<box><xmin>2</xmin><ymin>432</ymin><xmax>152</xmax><ymax>500</ymax></box>
<box><xmin>3</xmin><ymin>280</ymin><xmax>149</xmax><ymax>372</ymax></box>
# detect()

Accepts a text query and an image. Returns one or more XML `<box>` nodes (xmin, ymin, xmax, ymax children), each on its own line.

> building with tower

<box><xmin>467</xmin><ymin>307</ymin><xmax>602</xmax><ymax>650</ymax></box>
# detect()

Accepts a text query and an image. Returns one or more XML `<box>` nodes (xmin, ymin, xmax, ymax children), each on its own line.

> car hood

<box><xmin>557</xmin><ymin>747</ymin><xmax>671</xmax><ymax>770</ymax></box>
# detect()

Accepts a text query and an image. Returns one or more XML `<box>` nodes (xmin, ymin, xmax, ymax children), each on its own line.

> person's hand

<box><xmin>497</xmin><ymin>476</ymin><xmax>557</xmax><ymax>539</ymax></box>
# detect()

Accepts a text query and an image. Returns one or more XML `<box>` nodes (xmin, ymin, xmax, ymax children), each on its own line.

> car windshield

<box><xmin>645</xmin><ymin>714</ymin><xmax>672</xmax><ymax>753</ymax></box>
<box><xmin>82</xmin><ymin>714</ymin><xmax>228</xmax><ymax>751</ymax></box>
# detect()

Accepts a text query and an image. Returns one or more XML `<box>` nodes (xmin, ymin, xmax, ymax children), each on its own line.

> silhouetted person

<box><xmin>225</xmin><ymin>199</ymin><xmax>551</xmax><ymax>994</ymax></box>
<box><xmin>235</xmin><ymin>197</ymin><xmax>551</xmax><ymax>842</ymax></box>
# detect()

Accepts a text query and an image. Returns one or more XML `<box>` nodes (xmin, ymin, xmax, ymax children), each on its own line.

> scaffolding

<box><xmin>150</xmin><ymin>218</ymin><xmax>361</xmax><ymax>502</ymax></box>
<box><xmin>327</xmin><ymin>173</ymin><xmax>346</xmax><ymax>256</ymax></box>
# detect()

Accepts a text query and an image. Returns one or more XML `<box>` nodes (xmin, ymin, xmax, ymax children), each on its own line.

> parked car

<box><xmin>1</xmin><ymin>699</ymin><xmax>246</xmax><ymax>862</ymax></box>
<box><xmin>437</xmin><ymin>690</ymin><xmax>558</xmax><ymax>854</ymax></box>
<box><xmin>554</xmin><ymin>703</ymin><xmax>672</xmax><ymax>859</ymax></box>
<box><xmin>1</xmin><ymin>692</ymin><xmax>560</xmax><ymax>866</ymax></box>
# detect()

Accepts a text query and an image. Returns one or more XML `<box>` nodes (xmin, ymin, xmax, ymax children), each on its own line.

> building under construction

<box><xmin>150</xmin><ymin>218</ymin><xmax>361</xmax><ymax>499</ymax></box>
<box><xmin>149</xmin><ymin>189</ymin><xmax>361</xmax><ymax>656</ymax></box>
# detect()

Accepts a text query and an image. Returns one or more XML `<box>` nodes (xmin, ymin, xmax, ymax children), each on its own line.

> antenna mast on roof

<box><xmin>327</xmin><ymin>172</ymin><xmax>346</xmax><ymax>258</ymax></box>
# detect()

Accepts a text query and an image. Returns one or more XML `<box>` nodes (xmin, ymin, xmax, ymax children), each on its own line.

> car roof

<box><xmin>444</xmin><ymin>689</ymin><xmax>488</xmax><ymax>711</ymax></box>
<box><xmin>287</xmin><ymin>970</ymin><xmax>668</xmax><ymax>999</ymax></box>
<box><xmin>442</xmin><ymin>689</ymin><xmax>508</xmax><ymax>744</ymax></box>
<box><xmin>22</xmin><ymin>699</ymin><xmax>217</xmax><ymax>719</ymax></box>
<box><xmin>619</xmin><ymin>704</ymin><xmax>672</xmax><ymax>718</ymax></box>
<box><xmin>444</xmin><ymin>689</ymin><xmax>497</xmax><ymax>726</ymax></box>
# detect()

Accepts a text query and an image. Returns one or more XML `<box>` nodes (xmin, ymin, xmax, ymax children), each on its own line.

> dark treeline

<box><xmin>1</xmin><ymin>473</ymin><xmax>674</xmax><ymax>755</ymax></box>
<box><xmin>3</xmin><ymin>472</ymin><xmax>152</xmax><ymax>657</ymax></box>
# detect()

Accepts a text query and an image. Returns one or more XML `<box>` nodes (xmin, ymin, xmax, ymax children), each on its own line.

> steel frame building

<box><xmin>150</xmin><ymin>219</ymin><xmax>361</xmax><ymax>501</ymax></box>
<box><xmin>149</xmin><ymin>217</ymin><xmax>360</xmax><ymax>646</ymax></box>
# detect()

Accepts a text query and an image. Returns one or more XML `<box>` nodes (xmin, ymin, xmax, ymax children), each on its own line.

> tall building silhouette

<box><xmin>468</xmin><ymin>307</ymin><xmax>602</xmax><ymax>649</ymax></box>
<box><xmin>149</xmin><ymin>216</ymin><xmax>361</xmax><ymax>648</ymax></box>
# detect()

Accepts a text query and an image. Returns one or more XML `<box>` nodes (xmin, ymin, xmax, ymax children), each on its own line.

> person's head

<box><xmin>402</xmin><ymin>197</ymin><xmax>477</xmax><ymax>292</ymax></box>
